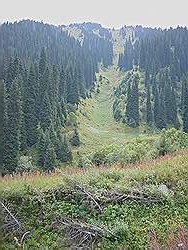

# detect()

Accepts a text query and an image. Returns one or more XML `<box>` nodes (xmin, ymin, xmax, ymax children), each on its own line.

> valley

<box><xmin>0</xmin><ymin>20</ymin><xmax>188</xmax><ymax>249</ymax></box>
<box><xmin>76</xmin><ymin>67</ymin><xmax>147</xmax><ymax>155</ymax></box>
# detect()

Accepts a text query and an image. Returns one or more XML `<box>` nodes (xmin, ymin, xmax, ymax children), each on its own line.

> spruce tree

<box><xmin>183</xmin><ymin>78</ymin><xmax>188</xmax><ymax>133</ymax></box>
<box><xmin>70</xmin><ymin>129</ymin><xmax>80</xmax><ymax>146</ymax></box>
<box><xmin>39</xmin><ymin>48</ymin><xmax>47</xmax><ymax>76</ymax></box>
<box><xmin>57</xmin><ymin>132</ymin><xmax>72</xmax><ymax>162</ymax></box>
<box><xmin>0</xmin><ymin>80</ymin><xmax>5</xmax><ymax>172</ymax></box>
<box><xmin>153</xmin><ymin>84</ymin><xmax>160</xmax><ymax>128</ymax></box>
<box><xmin>24</xmin><ymin>65</ymin><xmax>39</xmax><ymax>146</ymax></box>
<box><xmin>181</xmin><ymin>76</ymin><xmax>187</xmax><ymax>113</ymax></box>
<box><xmin>170</xmin><ymin>87</ymin><xmax>178</xmax><ymax>127</ymax></box>
<box><xmin>39</xmin><ymin>92</ymin><xmax>52</xmax><ymax>131</ymax></box>
<box><xmin>131</xmin><ymin>75</ymin><xmax>139</xmax><ymax>127</ymax></box>
<box><xmin>66</xmin><ymin>67</ymin><xmax>79</xmax><ymax>104</ymax></box>
<box><xmin>125</xmin><ymin>81</ymin><xmax>132</xmax><ymax>124</ymax></box>
<box><xmin>164</xmin><ymin>81</ymin><xmax>178</xmax><ymax>127</ymax></box>
<box><xmin>3</xmin><ymin>77</ymin><xmax>22</xmax><ymax>173</ymax></box>
<box><xmin>146</xmin><ymin>85</ymin><xmax>153</xmax><ymax>125</ymax></box>
<box><xmin>158</xmin><ymin>91</ymin><xmax>167</xmax><ymax>129</ymax></box>
<box><xmin>125</xmin><ymin>74</ymin><xmax>139</xmax><ymax>127</ymax></box>
<box><xmin>43</xmin><ymin>134</ymin><xmax>56</xmax><ymax>172</ymax></box>
<box><xmin>37</xmin><ymin>127</ymin><xmax>46</xmax><ymax>167</ymax></box>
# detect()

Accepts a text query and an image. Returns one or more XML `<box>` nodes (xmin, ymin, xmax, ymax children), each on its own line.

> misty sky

<box><xmin>0</xmin><ymin>0</ymin><xmax>187</xmax><ymax>28</ymax></box>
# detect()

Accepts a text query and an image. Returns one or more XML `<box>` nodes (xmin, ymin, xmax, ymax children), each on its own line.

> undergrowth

<box><xmin>1</xmin><ymin>148</ymin><xmax>188</xmax><ymax>249</ymax></box>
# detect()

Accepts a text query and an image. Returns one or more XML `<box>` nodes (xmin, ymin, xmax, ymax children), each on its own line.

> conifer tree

<box><xmin>183</xmin><ymin>78</ymin><xmax>188</xmax><ymax>133</ymax></box>
<box><xmin>24</xmin><ymin>65</ymin><xmax>39</xmax><ymax>146</ymax></box>
<box><xmin>43</xmin><ymin>134</ymin><xmax>56</xmax><ymax>172</ymax></box>
<box><xmin>39</xmin><ymin>92</ymin><xmax>52</xmax><ymax>131</ymax></box>
<box><xmin>0</xmin><ymin>80</ymin><xmax>5</xmax><ymax>172</ymax></box>
<box><xmin>146</xmin><ymin>85</ymin><xmax>153</xmax><ymax>125</ymax></box>
<box><xmin>181</xmin><ymin>76</ymin><xmax>187</xmax><ymax>113</ymax></box>
<box><xmin>158</xmin><ymin>91</ymin><xmax>167</xmax><ymax>129</ymax></box>
<box><xmin>39</xmin><ymin>48</ymin><xmax>47</xmax><ymax>76</ymax></box>
<box><xmin>59</xmin><ymin>67</ymin><xmax>67</xmax><ymax>102</ymax></box>
<box><xmin>37</xmin><ymin>127</ymin><xmax>46</xmax><ymax>167</ymax></box>
<box><xmin>70</xmin><ymin>129</ymin><xmax>80</xmax><ymax>146</ymax></box>
<box><xmin>3</xmin><ymin>77</ymin><xmax>22</xmax><ymax>173</ymax></box>
<box><xmin>154</xmin><ymin>86</ymin><xmax>160</xmax><ymax>128</ymax></box>
<box><xmin>66</xmin><ymin>68</ymin><xmax>79</xmax><ymax>104</ymax></box>
<box><xmin>125</xmin><ymin>81</ymin><xmax>132</xmax><ymax>124</ymax></box>
<box><xmin>170</xmin><ymin>87</ymin><xmax>178</xmax><ymax>127</ymax></box>
<box><xmin>130</xmin><ymin>75</ymin><xmax>139</xmax><ymax>127</ymax></box>
<box><xmin>57</xmin><ymin>132</ymin><xmax>72</xmax><ymax>162</ymax></box>
<box><xmin>163</xmin><ymin>77</ymin><xmax>178</xmax><ymax>127</ymax></box>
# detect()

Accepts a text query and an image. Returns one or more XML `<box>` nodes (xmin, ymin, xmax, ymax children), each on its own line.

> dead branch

<box><xmin>66</xmin><ymin>180</ymin><xmax>103</xmax><ymax>214</ymax></box>
<box><xmin>0</xmin><ymin>200</ymin><xmax>31</xmax><ymax>246</ymax></box>
<box><xmin>75</xmin><ymin>184</ymin><xmax>103</xmax><ymax>213</ymax></box>
<box><xmin>64</xmin><ymin>179</ymin><xmax>160</xmax><ymax>215</ymax></box>
<box><xmin>0</xmin><ymin>201</ymin><xmax>22</xmax><ymax>232</ymax></box>
<box><xmin>53</xmin><ymin>217</ymin><xmax>115</xmax><ymax>249</ymax></box>
<box><xmin>103</xmin><ymin>192</ymin><xmax>160</xmax><ymax>205</ymax></box>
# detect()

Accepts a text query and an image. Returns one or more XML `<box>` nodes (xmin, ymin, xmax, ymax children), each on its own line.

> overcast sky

<box><xmin>0</xmin><ymin>0</ymin><xmax>187</xmax><ymax>28</ymax></box>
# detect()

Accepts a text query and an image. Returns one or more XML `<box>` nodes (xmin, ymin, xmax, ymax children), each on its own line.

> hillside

<box><xmin>0</xmin><ymin>20</ymin><xmax>188</xmax><ymax>249</ymax></box>
<box><xmin>75</xmin><ymin>67</ymin><xmax>150</xmax><ymax>156</ymax></box>
<box><xmin>1</xmin><ymin>150</ymin><xmax>188</xmax><ymax>249</ymax></box>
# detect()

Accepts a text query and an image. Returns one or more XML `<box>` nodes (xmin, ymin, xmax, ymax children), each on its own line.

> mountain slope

<box><xmin>1</xmin><ymin>150</ymin><xmax>188</xmax><ymax>249</ymax></box>
<box><xmin>76</xmin><ymin>67</ymin><xmax>149</xmax><ymax>156</ymax></box>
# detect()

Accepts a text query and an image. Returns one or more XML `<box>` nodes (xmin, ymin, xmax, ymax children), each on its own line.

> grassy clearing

<box><xmin>76</xmin><ymin>67</ymin><xmax>152</xmax><ymax>156</ymax></box>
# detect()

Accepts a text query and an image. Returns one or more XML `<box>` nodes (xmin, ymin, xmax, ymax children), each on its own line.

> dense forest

<box><xmin>0</xmin><ymin>20</ymin><xmax>188</xmax><ymax>250</ymax></box>
<box><xmin>0</xmin><ymin>21</ymin><xmax>188</xmax><ymax>176</ymax></box>
<box><xmin>0</xmin><ymin>20</ymin><xmax>113</xmax><ymax>174</ymax></box>
<box><xmin>116</xmin><ymin>26</ymin><xmax>188</xmax><ymax>129</ymax></box>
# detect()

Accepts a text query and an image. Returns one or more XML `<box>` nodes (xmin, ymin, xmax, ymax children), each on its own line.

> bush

<box><xmin>16</xmin><ymin>156</ymin><xmax>38</xmax><ymax>173</ymax></box>
<box><xmin>92</xmin><ymin>145</ymin><xmax>120</xmax><ymax>165</ymax></box>
<box><xmin>157</xmin><ymin>128</ymin><xmax>188</xmax><ymax>156</ymax></box>
<box><xmin>70</xmin><ymin>129</ymin><xmax>80</xmax><ymax>146</ymax></box>
<box><xmin>92</xmin><ymin>129</ymin><xmax>188</xmax><ymax>166</ymax></box>
<box><xmin>77</xmin><ymin>154</ymin><xmax>93</xmax><ymax>168</ymax></box>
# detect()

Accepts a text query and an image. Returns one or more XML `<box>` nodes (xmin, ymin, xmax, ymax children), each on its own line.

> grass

<box><xmin>75</xmin><ymin>67</ymin><xmax>153</xmax><ymax>156</ymax></box>
<box><xmin>1</xmin><ymin>68</ymin><xmax>187</xmax><ymax>248</ymax></box>
<box><xmin>1</xmin><ymin>149</ymin><xmax>187</xmax><ymax>194</ymax></box>
<box><xmin>1</xmin><ymin>150</ymin><xmax>188</xmax><ymax>249</ymax></box>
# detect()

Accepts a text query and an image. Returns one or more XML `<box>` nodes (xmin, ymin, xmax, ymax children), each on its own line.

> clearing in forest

<box><xmin>76</xmin><ymin>67</ymin><xmax>148</xmax><ymax>155</ymax></box>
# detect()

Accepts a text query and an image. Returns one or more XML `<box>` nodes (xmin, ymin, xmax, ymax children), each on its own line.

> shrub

<box><xmin>70</xmin><ymin>129</ymin><xmax>80</xmax><ymax>146</ymax></box>
<box><xmin>92</xmin><ymin>129</ymin><xmax>188</xmax><ymax>166</ymax></box>
<box><xmin>92</xmin><ymin>145</ymin><xmax>120</xmax><ymax>165</ymax></box>
<box><xmin>157</xmin><ymin>128</ymin><xmax>188</xmax><ymax>156</ymax></box>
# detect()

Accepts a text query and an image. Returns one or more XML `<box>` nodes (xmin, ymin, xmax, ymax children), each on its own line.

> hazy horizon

<box><xmin>0</xmin><ymin>0</ymin><xmax>188</xmax><ymax>29</ymax></box>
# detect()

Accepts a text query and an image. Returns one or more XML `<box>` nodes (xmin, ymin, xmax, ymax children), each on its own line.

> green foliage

<box><xmin>182</xmin><ymin>76</ymin><xmax>188</xmax><ymax>133</ymax></box>
<box><xmin>92</xmin><ymin>129</ymin><xmax>188</xmax><ymax>166</ymax></box>
<box><xmin>146</xmin><ymin>85</ymin><xmax>153</xmax><ymax>125</ymax></box>
<box><xmin>92</xmin><ymin>139</ymin><xmax>156</xmax><ymax>166</ymax></box>
<box><xmin>37</xmin><ymin>127</ymin><xmax>46</xmax><ymax>167</ymax></box>
<box><xmin>0</xmin><ymin>21</ymin><xmax>114</xmax><ymax>174</ymax></box>
<box><xmin>114</xmin><ymin>65</ymin><xmax>182</xmax><ymax>130</ymax></box>
<box><xmin>3</xmin><ymin>77</ymin><xmax>22</xmax><ymax>173</ymax></box>
<box><xmin>76</xmin><ymin>153</ymin><xmax>93</xmax><ymax>168</ymax></box>
<box><xmin>70</xmin><ymin>129</ymin><xmax>80</xmax><ymax>146</ymax></box>
<box><xmin>43</xmin><ymin>138</ymin><xmax>56</xmax><ymax>172</ymax></box>
<box><xmin>157</xmin><ymin>128</ymin><xmax>188</xmax><ymax>156</ymax></box>
<box><xmin>57</xmin><ymin>132</ymin><xmax>72</xmax><ymax>163</ymax></box>
<box><xmin>24</xmin><ymin>65</ymin><xmax>39</xmax><ymax>146</ymax></box>
<box><xmin>1</xmin><ymin>151</ymin><xmax>188</xmax><ymax>249</ymax></box>
<box><xmin>16</xmin><ymin>156</ymin><xmax>37</xmax><ymax>173</ymax></box>
<box><xmin>0</xmin><ymin>80</ymin><xmax>5</xmax><ymax>172</ymax></box>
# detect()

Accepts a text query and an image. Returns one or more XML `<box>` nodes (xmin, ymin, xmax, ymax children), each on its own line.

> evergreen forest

<box><xmin>0</xmin><ymin>20</ymin><xmax>188</xmax><ymax>249</ymax></box>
